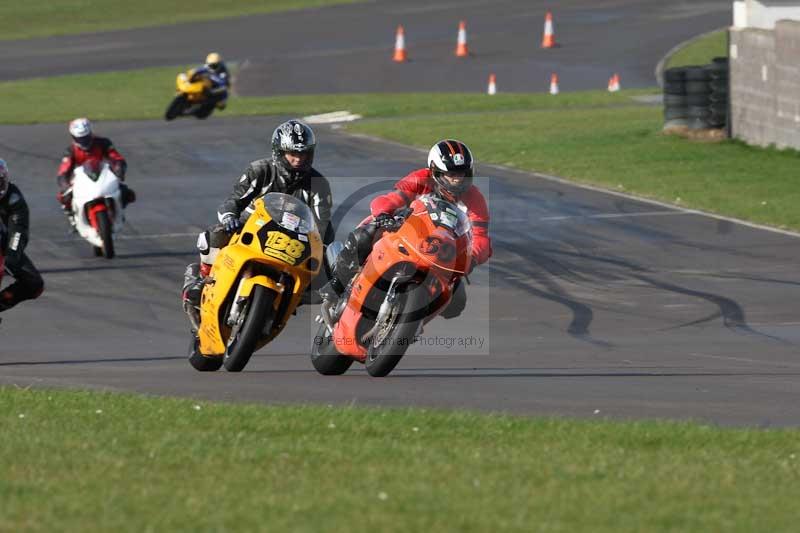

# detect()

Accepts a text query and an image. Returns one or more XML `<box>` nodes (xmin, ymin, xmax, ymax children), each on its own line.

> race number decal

<box><xmin>264</xmin><ymin>231</ymin><xmax>306</xmax><ymax>265</ymax></box>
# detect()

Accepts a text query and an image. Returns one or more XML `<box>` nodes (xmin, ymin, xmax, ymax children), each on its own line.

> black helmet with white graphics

<box><xmin>428</xmin><ymin>139</ymin><xmax>474</xmax><ymax>202</ymax></box>
<box><xmin>271</xmin><ymin>119</ymin><xmax>316</xmax><ymax>184</ymax></box>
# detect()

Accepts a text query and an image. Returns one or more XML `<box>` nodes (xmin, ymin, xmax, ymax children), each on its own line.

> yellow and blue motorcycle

<box><xmin>165</xmin><ymin>67</ymin><xmax>228</xmax><ymax>121</ymax></box>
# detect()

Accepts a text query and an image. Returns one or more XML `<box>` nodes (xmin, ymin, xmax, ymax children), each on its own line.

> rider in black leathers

<box><xmin>182</xmin><ymin>120</ymin><xmax>333</xmax><ymax>317</ymax></box>
<box><xmin>0</xmin><ymin>159</ymin><xmax>44</xmax><ymax>314</ymax></box>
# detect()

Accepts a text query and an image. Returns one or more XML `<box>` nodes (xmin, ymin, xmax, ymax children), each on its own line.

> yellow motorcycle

<box><xmin>165</xmin><ymin>67</ymin><xmax>228</xmax><ymax>121</ymax></box>
<box><xmin>188</xmin><ymin>193</ymin><xmax>323</xmax><ymax>372</ymax></box>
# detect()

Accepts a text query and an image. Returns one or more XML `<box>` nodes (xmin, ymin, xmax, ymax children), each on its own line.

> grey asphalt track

<box><xmin>1</xmin><ymin>118</ymin><xmax>799</xmax><ymax>427</ymax></box>
<box><xmin>0</xmin><ymin>0</ymin><xmax>731</xmax><ymax>93</ymax></box>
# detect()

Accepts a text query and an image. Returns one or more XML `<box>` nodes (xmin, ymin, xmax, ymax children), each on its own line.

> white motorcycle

<box><xmin>70</xmin><ymin>161</ymin><xmax>125</xmax><ymax>259</ymax></box>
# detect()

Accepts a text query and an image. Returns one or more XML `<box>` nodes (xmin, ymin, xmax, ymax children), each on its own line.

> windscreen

<box><xmin>262</xmin><ymin>192</ymin><xmax>317</xmax><ymax>234</ymax></box>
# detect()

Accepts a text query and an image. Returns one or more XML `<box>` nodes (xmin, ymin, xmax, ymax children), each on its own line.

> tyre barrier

<box><xmin>662</xmin><ymin>59</ymin><xmax>728</xmax><ymax>134</ymax></box>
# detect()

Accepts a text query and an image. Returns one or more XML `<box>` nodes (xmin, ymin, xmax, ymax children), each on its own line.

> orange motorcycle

<box><xmin>311</xmin><ymin>194</ymin><xmax>473</xmax><ymax>377</ymax></box>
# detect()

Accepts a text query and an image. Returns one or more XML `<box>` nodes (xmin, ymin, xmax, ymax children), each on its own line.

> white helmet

<box><xmin>0</xmin><ymin>159</ymin><xmax>9</xmax><ymax>201</ymax></box>
<box><xmin>69</xmin><ymin>118</ymin><xmax>93</xmax><ymax>149</ymax></box>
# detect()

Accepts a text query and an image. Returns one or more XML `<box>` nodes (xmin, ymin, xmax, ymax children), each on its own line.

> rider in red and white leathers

<box><xmin>56</xmin><ymin>118</ymin><xmax>135</xmax><ymax>218</ymax></box>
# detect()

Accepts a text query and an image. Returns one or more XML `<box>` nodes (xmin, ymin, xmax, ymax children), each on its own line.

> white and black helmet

<box><xmin>428</xmin><ymin>139</ymin><xmax>474</xmax><ymax>200</ymax></box>
<box><xmin>0</xmin><ymin>159</ymin><xmax>9</xmax><ymax>201</ymax></box>
<box><xmin>69</xmin><ymin>117</ymin><xmax>93</xmax><ymax>150</ymax></box>
<box><xmin>271</xmin><ymin>119</ymin><xmax>316</xmax><ymax>182</ymax></box>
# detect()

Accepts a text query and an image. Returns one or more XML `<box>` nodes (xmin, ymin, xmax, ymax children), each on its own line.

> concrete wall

<box><xmin>733</xmin><ymin>0</ymin><xmax>800</xmax><ymax>29</ymax></box>
<box><xmin>731</xmin><ymin>20</ymin><xmax>800</xmax><ymax>148</ymax></box>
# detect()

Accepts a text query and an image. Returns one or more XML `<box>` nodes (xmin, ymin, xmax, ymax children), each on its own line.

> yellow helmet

<box><xmin>205</xmin><ymin>52</ymin><xmax>222</xmax><ymax>65</ymax></box>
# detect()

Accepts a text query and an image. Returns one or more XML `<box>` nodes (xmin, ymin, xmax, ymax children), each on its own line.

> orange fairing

<box><xmin>332</xmin><ymin>196</ymin><xmax>473</xmax><ymax>357</ymax></box>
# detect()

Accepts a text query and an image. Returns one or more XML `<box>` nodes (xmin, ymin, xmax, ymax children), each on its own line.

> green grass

<box><xmin>2</xmin><ymin>387</ymin><xmax>799</xmax><ymax>532</ymax></box>
<box><xmin>1</xmin><ymin>0</ymin><xmax>365</xmax><ymax>41</ymax></box>
<box><xmin>666</xmin><ymin>29</ymin><xmax>728</xmax><ymax>68</ymax></box>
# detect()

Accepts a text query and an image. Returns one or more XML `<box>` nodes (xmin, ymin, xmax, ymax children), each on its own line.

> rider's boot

<box><xmin>182</xmin><ymin>262</ymin><xmax>211</xmax><ymax>328</ymax></box>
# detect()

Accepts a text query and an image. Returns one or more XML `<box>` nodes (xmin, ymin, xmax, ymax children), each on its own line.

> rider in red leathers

<box><xmin>320</xmin><ymin>139</ymin><xmax>491</xmax><ymax>318</ymax></box>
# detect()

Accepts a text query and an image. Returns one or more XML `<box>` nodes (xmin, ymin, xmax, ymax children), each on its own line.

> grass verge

<box><xmin>2</xmin><ymin>0</ymin><xmax>364</xmax><ymax>41</ymax></box>
<box><xmin>2</xmin><ymin>387</ymin><xmax>799</xmax><ymax>532</ymax></box>
<box><xmin>666</xmin><ymin>29</ymin><xmax>728</xmax><ymax>68</ymax></box>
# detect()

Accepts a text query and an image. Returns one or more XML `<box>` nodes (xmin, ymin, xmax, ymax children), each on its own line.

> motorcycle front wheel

<box><xmin>165</xmin><ymin>95</ymin><xmax>187</xmax><ymax>121</ymax></box>
<box><xmin>364</xmin><ymin>285</ymin><xmax>427</xmax><ymax>377</ymax></box>
<box><xmin>223</xmin><ymin>285</ymin><xmax>275</xmax><ymax>372</ymax></box>
<box><xmin>95</xmin><ymin>210</ymin><xmax>115</xmax><ymax>259</ymax></box>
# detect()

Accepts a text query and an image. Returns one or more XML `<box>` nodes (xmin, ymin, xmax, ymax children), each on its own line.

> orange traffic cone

<box><xmin>487</xmin><ymin>73</ymin><xmax>497</xmax><ymax>95</ymax></box>
<box><xmin>541</xmin><ymin>11</ymin><xmax>556</xmax><ymax>48</ymax></box>
<box><xmin>455</xmin><ymin>20</ymin><xmax>469</xmax><ymax>57</ymax></box>
<box><xmin>607</xmin><ymin>73</ymin><xmax>620</xmax><ymax>92</ymax></box>
<box><xmin>549</xmin><ymin>73</ymin><xmax>559</xmax><ymax>95</ymax></box>
<box><xmin>393</xmin><ymin>25</ymin><xmax>407</xmax><ymax>62</ymax></box>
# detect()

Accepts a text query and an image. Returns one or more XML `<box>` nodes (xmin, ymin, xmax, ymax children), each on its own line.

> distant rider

<box><xmin>189</xmin><ymin>52</ymin><xmax>230</xmax><ymax>110</ymax></box>
<box><xmin>319</xmin><ymin>139</ymin><xmax>492</xmax><ymax>319</ymax></box>
<box><xmin>56</xmin><ymin>118</ymin><xmax>136</xmax><ymax>224</ymax></box>
<box><xmin>182</xmin><ymin>119</ymin><xmax>334</xmax><ymax>319</ymax></box>
<box><xmin>0</xmin><ymin>159</ymin><xmax>44</xmax><ymax>315</ymax></box>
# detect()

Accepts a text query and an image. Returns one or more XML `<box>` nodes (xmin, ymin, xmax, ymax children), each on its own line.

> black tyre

<box><xmin>663</xmin><ymin>81</ymin><xmax>686</xmax><ymax>95</ymax></box>
<box><xmin>710</xmin><ymin>81</ymin><xmax>728</xmax><ymax>94</ymax></box>
<box><xmin>310</xmin><ymin>322</ymin><xmax>354</xmax><ymax>375</ymax></box>
<box><xmin>688</xmin><ymin>117</ymin><xmax>711</xmax><ymax>130</ymax></box>
<box><xmin>663</xmin><ymin>67</ymin><xmax>686</xmax><ymax>83</ymax></box>
<box><xmin>663</xmin><ymin>94</ymin><xmax>687</xmax><ymax>106</ymax></box>
<box><xmin>685</xmin><ymin>81</ymin><xmax>710</xmax><ymax>94</ymax></box>
<box><xmin>687</xmin><ymin>106</ymin><xmax>711</xmax><ymax>119</ymax></box>
<box><xmin>95</xmin><ymin>210</ymin><xmax>114</xmax><ymax>259</ymax></box>
<box><xmin>685</xmin><ymin>66</ymin><xmax>711</xmax><ymax>81</ymax></box>
<box><xmin>664</xmin><ymin>107</ymin><xmax>688</xmax><ymax>120</ymax></box>
<box><xmin>364</xmin><ymin>285</ymin><xmax>427</xmax><ymax>378</ymax></box>
<box><xmin>93</xmin><ymin>246</ymin><xmax>103</xmax><ymax>257</ymax></box>
<box><xmin>223</xmin><ymin>285</ymin><xmax>275</xmax><ymax>372</ymax></box>
<box><xmin>188</xmin><ymin>333</ymin><xmax>223</xmax><ymax>371</ymax></box>
<box><xmin>686</xmin><ymin>94</ymin><xmax>710</xmax><ymax>106</ymax></box>
<box><xmin>165</xmin><ymin>95</ymin><xmax>187</xmax><ymax>121</ymax></box>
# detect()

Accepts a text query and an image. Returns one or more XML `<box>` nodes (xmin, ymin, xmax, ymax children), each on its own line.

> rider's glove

<box><xmin>221</xmin><ymin>213</ymin><xmax>243</xmax><ymax>234</ymax></box>
<box><xmin>374</xmin><ymin>213</ymin><xmax>398</xmax><ymax>231</ymax></box>
<box><xmin>110</xmin><ymin>161</ymin><xmax>126</xmax><ymax>180</ymax></box>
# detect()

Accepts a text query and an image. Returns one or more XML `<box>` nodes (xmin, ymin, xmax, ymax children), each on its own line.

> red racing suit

<box><xmin>56</xmin><ymin>137</ymin><xmax>127</xmax><ymax>197</ymax></box>
<box><xmin>370</xmin><ymin>168</ymin><xmax>492</xmax><ymax>267</ymax></box>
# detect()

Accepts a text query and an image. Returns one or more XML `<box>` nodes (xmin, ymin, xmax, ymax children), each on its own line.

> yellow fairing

<box><xmin>176</xmin><ymin>70</ymin><xmax>212</xmax><ymax>102</ymax></box>
<box><xmin>198</xmin><ymin>198</ymin><xmax>322</xmax><ymax>356</ymax></box>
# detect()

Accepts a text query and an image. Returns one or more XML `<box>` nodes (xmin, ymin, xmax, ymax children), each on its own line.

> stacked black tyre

<box><xmin>708</xmin><ymin>57</ymin><xmax>729</xmax><ymax>129</ymax></box>
<box><xmin>663</xmin><ymin>67</ymin><xmax>688</xmax><ymax>130</ymax></box>
<box><xmin>684</xmin><ymin>66</ymin><xmax>712</xmax><ymax>130</ymax></box>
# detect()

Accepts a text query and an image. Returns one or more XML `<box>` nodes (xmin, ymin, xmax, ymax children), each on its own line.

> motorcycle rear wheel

<box><xmin>364</xmin><ymin>285</ymin><xmax>426</xmax><ymax>377</ymax></box>
<box><xmin>223</xmin><ymin>285</ymin><xmax>275</xmax><ymax>372</ymax></box>
<box><xmin>188</xmin><ymin>333</ymin><xmax>223</xmax><ymax>371</ymax></box>
<box><xmin>95</xmin><ymin>210</ymin><xmax>115</xmax><ymax>259</ymax></box>
<box><xmin>165</xmin><ymin>95</ymin><xmax>187</xmax><ymax>121</ymax></box>
<box><xmin>310</xmin><ymin>321</ymin><xmax>354</xmax><ymax>375</ymax></box>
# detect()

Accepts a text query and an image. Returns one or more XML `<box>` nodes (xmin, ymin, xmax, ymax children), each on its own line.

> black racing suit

<box><xmin>0</xmin><ymin>183</ymin><xmax>44</xmax><ymax>312</ymax></box>
<box><xmin>183</xmin><ymin>158</ymin><xmax>334</xmax><ymax>308</ymax></box>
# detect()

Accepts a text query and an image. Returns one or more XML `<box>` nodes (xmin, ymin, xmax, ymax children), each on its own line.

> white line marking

<box><xmin>539</xmin><ymin>211</ymin><xmax>693</xmax><ymax>222</ymax></box>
